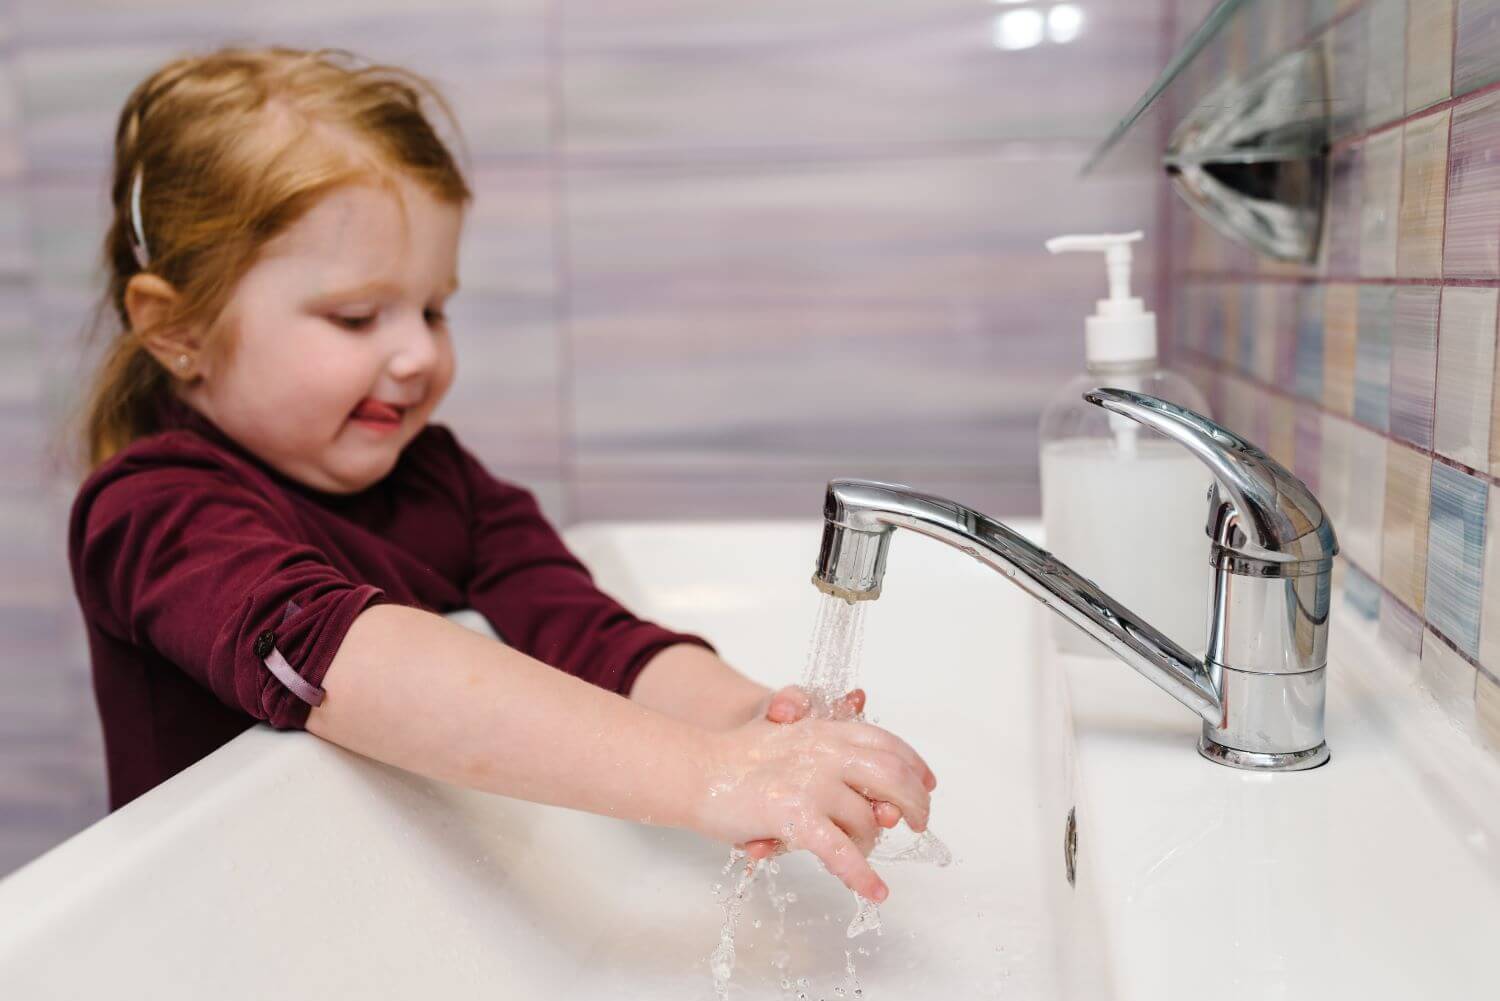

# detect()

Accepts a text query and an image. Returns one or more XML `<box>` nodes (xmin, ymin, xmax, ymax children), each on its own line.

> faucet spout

<box><xmin>812</xmin><ymin>478</ymin><xmax>1224</xmax><ymax>725</ymax></box>
<box><xmin>813</xmin><ymin>389</ymin><xmax>1336</xmax><ymax>772</ymax></box>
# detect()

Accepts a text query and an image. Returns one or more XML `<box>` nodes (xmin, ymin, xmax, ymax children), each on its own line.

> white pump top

<box><xmin>1044</xmin><ymin>230</ymin><xmax>1157</xmax><ymax>366</ymax></box>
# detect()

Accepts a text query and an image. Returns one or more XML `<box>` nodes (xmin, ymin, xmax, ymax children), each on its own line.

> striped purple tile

<box><xmin>1445</xmin><ymin>89</ymin><xmax>1500</xmax><ymax>279</ymax></box>
<box><xmin>1426</xmin><ymin>462</ymin><xmax>1489</xmax><ymax>658</ymax></box>
<box><xmin>1355</xmin><ymin>284</ymin><xmax>1396</xmax><ymax>431</ymax></box>
<box><xmin>1388</xmin><ymin>286</ymin><xmax>1442</xmax><ymax>448</ymax></box>
<box><xmin>1433</xmin><ymin>286</ymin><xmax>1499</xmax><ymax>471</ymax></box>
<box><xmin>1455</xmin><ymin>0</ymin><xmax>1500</xmax><ymax>96</ymax></box>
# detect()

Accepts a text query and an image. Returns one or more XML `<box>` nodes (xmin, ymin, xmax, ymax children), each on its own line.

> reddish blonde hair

<box><xmin>77</xmin><ymin>45</ymin><xmax>473</xmax><ymax>471</ymax></box>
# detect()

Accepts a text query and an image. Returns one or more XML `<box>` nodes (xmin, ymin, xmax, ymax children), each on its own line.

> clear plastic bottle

<box><xmin>1039</xmin><ymin>233</ymin><xmax>1213</xmax><ymax>658</ymax></box>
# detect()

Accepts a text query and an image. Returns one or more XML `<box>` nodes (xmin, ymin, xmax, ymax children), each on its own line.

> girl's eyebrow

<box><xmin>312</xmin><ymin>275</ymin><xmax>460</xmax><ymax>303</ymax></box>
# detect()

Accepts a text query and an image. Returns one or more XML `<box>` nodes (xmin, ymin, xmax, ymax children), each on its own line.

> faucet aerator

<box><xmin>812</xmin><ymin>519</ymin><xmax>889</xmax><ymax>603</ymax></box>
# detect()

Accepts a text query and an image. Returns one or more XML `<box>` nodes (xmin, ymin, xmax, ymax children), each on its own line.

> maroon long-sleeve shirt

<box><xmin>68</xmin><ymin>393</ymin><xmax>714</xmax><ymax>810</ymax></box>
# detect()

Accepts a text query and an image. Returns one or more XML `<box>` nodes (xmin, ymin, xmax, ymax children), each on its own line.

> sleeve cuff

<box><xmin>258</xmin><ymin>584</ymin><xmax>389</xmax><ymax>729</ymax></box>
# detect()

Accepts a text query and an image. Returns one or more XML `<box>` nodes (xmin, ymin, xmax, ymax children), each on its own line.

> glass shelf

<box><xmin>1083</xmin><ymin>0</ymin><xmax>1343</xmax><ymax>262</ymax></box>
<box><xmin>1082</xmin><ymin>0</ymin><xmax>1342</xmax><ymax>178</ymax></box>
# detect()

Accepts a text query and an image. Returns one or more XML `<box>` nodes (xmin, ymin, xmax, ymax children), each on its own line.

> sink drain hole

<box><xmin>1063</xmin><ymin>807</ymin><xmax>1078</xmax><ymax>887</ymax></box>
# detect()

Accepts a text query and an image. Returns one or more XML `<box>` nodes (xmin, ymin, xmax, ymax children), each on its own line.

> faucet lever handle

<box><xmin>1083</xmin><ymin>387</ymin><xmax>1337</xmax><ymax>565</ymax></box>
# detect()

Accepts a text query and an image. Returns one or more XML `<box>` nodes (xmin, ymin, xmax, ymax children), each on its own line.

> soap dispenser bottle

<box><xmin>1038</xmin><ymin>231</ymin><xmax>1213</xmax><ymax>658</ymax></box>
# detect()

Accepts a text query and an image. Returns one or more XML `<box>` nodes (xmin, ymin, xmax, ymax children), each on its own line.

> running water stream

<box><xmin>709</xmin><ymin>593</ymin><xmax>951</xmax><ymax>999</ymax></box>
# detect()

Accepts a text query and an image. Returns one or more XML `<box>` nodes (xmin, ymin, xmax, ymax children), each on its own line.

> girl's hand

<box><xmin>690</xmin><ymin>715</ymin><xmax>936</xmax><ymax>902</ymax></box>
<box><xmin>742</xmin><ymin>686</ymin><xmax>913</xmax><ymax>861</ymax></box>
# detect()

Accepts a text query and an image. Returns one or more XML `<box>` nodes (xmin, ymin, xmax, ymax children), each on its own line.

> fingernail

<box><xmin>874</xmin><ymin>883</ymin><xmax>889</xmax><ymax>902</ymax></box>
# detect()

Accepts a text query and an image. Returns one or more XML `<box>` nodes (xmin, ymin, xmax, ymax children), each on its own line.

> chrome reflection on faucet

<box><xmin>812</xmin><ymin>388</ymin><xmax>1337</xmax><ymax>772</ymax></box>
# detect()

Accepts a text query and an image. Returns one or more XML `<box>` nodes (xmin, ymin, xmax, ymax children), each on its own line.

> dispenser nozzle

<box><xmin>1044</xmin><ymin>230</ymin><xmax>1143</xmax><ymax>303</ymax></box>
<box><xmin>1043</xmin><ymin>230</ymin><xmax>1155</xmax><ymax>367</ymax></box>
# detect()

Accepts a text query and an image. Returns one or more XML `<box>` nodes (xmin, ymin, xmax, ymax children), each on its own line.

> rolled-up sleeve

<box><xmin>73</xmin><ymin>469</ymin><xmax>387</xmax><ymax>729</ymax></box>
<box><xmin>451</xmin><ymin>438</ymin><xmax>715</xmax><ymax>695</ymax></box>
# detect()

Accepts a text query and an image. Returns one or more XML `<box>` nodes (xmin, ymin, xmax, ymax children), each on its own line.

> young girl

<box><xmin>66</xmin><ymin>46</ymin><xmax>935</xmax><ymax>904</ymax></box>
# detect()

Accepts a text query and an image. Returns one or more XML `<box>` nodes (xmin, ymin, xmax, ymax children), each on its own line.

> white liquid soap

<box><xmin>1039</xmin><ymin>231</ymin><xmax>1213</xmax><ymax>658</ymax></box>
<box><xmin>1040</xmin><ymin>436</ymin><xmax>1210</xmax><ymax>655</ymax></box>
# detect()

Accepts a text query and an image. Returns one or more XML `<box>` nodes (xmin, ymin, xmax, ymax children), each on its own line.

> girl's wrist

<box><xmin>653</xmin><ymin>720</ymin><xmax>725</xmax><ymax>835</ymax></box>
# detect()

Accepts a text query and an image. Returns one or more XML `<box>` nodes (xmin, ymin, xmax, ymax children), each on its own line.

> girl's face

<box><xmin>183</xmin><ymin>174</ymin><xmax>463</xmax><ymax>494</ymax></box>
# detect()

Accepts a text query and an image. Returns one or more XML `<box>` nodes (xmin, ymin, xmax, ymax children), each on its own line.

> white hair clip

<box><xmin>128</xmin><ymin>164</ymin><xmax>150</xmax><ymax>269</ymax></box>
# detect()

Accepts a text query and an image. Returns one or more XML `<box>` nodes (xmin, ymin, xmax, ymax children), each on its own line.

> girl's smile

<box><xmin>348</xmin><ymin>397</ymin><xmax>408</xmax><ymax>434</ymax></box>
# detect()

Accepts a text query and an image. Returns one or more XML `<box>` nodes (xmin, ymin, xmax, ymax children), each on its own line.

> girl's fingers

<box><xmin>873</xmin><ymin>800</ymin><xmax>902</xmax><ymax>828</ymax></box>
<box><xmin>833</xmin><ymin>688</ymin><xmax>866</xmax><ymax>720</ymax></box>
<box><xmin>767</xmin><ymin>686</ymin><xmax>867</xmax><ymax>724</ymax></box>
<box><xmin>846</xmin><ymin>722</ymin><xmax>938</xmax><ymax>792</ymax></box>
<box><xmin>801</xmin><ymin>818</ymin><xmax>888</xmax><ymax>903</ymax></box>
<box><xmin>828</xmin><ymin>786</ymin><xmax>881</xmax><ymax>857</ymax></box>
<box><xmin>744</xmin><ymin>838</ymin><xmax>780</xmax><ymax>861</ymax></box>
<box><xmin>765</xmin><ymin>685</ymin><xmax>810</xmax><ymax>723</ymax></box>
<box><xmin>842</xmin><ymin>749</ymin><xmax>931</xmax><ymax>832</ymax></box>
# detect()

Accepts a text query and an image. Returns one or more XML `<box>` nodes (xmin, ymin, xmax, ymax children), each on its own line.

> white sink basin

<box><xmin>1</xmin><ymin>519</ymin><xmax>1497</xmax><ymax>999</ymax></box>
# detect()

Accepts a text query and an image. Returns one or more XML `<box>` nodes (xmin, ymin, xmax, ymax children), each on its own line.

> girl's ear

<box><xmin>124</xmin><ymin>273</ymin><xmax>208</xmax><ymax>380</ymax></box>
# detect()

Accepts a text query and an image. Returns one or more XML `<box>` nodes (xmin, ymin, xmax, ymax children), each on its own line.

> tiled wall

<box><xmin>0</xmin><ymin>3</ymin><xmax>1171</xmax><ymax>875</ymax></box>
<box><xmin>1167</xmin><ymin>0</ymin><xmax>1500</xmax><ymax>741</ymax></box>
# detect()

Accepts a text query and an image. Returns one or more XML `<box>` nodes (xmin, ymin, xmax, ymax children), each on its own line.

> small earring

<box><xmin>175</xmin><ymin>354</ymin><xmax>190</xmax><ymax>370</ymax></box>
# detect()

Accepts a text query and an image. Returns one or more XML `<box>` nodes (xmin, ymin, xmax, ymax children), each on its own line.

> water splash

<box><xmin>708</xmin><ymin>592</ymin><xmax>949</xmax><ymax>997</ymax></box>
<box><xmin>709</xmin><ymin>849</ymin><xmax>760</xmax><ymax>1000</ymax></box>
<box><xmin>871</xmin><ymin>828</ymin><xmax>954</xmax><ymax>867</ymax></box>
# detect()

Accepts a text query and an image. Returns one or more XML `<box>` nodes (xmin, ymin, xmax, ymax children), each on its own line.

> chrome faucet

<box><xmin>812</xmin><ymin>388</ymin><xmax>1338</xmax><ymax>772</ymax></box>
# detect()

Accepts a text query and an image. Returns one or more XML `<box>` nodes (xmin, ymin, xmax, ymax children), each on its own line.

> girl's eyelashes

<box><xmin>331</xmin><ymin>313</ymin><xmax>376</xmax><ymax>331</ymax></box>
<box><xmin>328</xmin><ymin>308</ymin><xmax>449</xmax><ymax>332</ymax></box>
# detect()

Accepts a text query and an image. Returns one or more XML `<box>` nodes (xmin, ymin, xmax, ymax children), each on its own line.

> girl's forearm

<box><xmin>628</xmin><ymin>642</ymin><xmax>772</xmax><ymax>730</ymax></box>
<box><xmin>307</xmin><ymin>604</ymin><xmax>712</xmax><ymax>829</ymax></box>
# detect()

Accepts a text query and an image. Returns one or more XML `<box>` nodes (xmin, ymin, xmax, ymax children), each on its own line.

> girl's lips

<box><xmin>350</xmin><ymin>398</ymin><xmax>405</xmax><ymax>428</ymax></box>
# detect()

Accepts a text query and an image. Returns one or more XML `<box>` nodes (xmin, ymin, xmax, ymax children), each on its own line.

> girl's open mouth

<box><xmin>349</xmin><ymin>398</ymin><xmax>406</xmax><ymax>433</ymax></box>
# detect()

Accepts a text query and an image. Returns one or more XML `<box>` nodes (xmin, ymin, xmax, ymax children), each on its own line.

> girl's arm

<box><xmin>306</xmin><ymin>603</ymin><xmax>936</xmax><ymax>902</ymax></box>
<box><xmin>307</xmin><ymin>604</ymin><xmax>710</xmax><ymax>827</ymax></box>
<box><xmin>627</xmin><ymin>643</ymin><xmax>772</xmax><ymax>730</ymax></box>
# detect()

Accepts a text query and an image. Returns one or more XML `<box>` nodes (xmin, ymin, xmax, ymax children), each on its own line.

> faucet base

<box><xmin>1198</xmin><ymin>737</ymin><xmax>1330</xmax><ymax>772</ymax></box>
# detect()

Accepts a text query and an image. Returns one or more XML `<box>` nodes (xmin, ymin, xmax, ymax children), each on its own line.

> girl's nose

<box><xmin>388</xmin><ymin>313</ymin><xmax>440</xmax><ymax>379</ymax></box>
